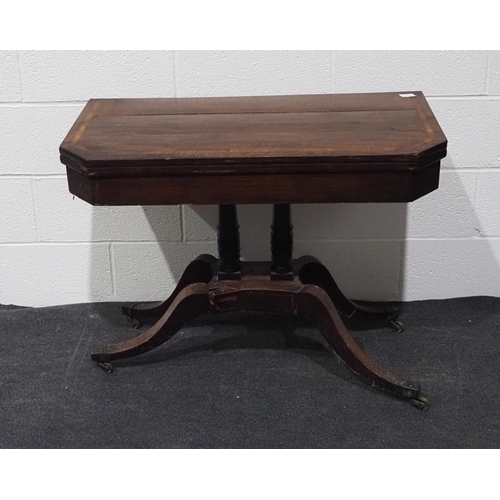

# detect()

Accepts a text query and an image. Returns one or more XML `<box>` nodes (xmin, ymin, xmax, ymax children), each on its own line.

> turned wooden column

<box><xmin>217</xmin><ymin>204</ymin><xmax>241</xmax><ymax>278</ymax></box>
<box><xmin>271</xmin><ymin>204</ymin><xmax>293</xmax><ymax>279</ymax></box>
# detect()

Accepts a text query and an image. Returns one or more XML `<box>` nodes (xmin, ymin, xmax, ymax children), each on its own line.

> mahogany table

<box><xmin>60</xmin><ymin>91</ymin><xmax>447</xmax><ymax>410</ymax></box>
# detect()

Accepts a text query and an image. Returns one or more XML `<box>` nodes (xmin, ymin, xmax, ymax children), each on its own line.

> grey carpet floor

<box><xmin>1</xmin><ymin>296</ymin><xmax>499</xmax><ymax>448</ymax></box>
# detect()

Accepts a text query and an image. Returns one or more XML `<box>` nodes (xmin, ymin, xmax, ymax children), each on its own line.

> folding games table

<box><xmin>60</xmin><ymin>91</ymin><xmax>447</xmax><ymax>410</ymax></box>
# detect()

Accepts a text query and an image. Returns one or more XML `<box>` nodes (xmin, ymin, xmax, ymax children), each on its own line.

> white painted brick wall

<box><xmin>176</xmin><ymin>51</ymin><xmax>332</xmax><ymax>97</ymax></box>
<box><xmin>33</xmin><ymin>178</ymin><xmax>181</xmax><ymax>242</ymax></box>
<box><xmin>475</xmin><ymin>173</ymin><xmax>500</xmax><ymax>236</ymax></box>
<box><xmin>427</xmin><ymin>99</ymin><xmax>500</xmax><ymax>169</ymax></box>
<box><xmin>112</xmin><ymin>242</ymin><xmax>217</xmax><ymax>301</ymax></box>
<box><xmin>1</xmin><ymin>178</ymin><xmax>38</xmax><ymax>242</ymax></box>
<box><xmin>1</xmin><ymin>105</ymin><xmax>84</xmax><ymax>175</ymax></box>
<box><xmin>402</xmin><ymin>239</ymin><xmax>500</xmax><ymax>300</ymax></box>
<box><xmin>294</xmin><ymin>240</ymin><xmax>403</xmax><ymax>302</ymax></box>
<box><xmin>0</xmin><ymin>244</ymin><xmax>112</xmax><ymax>306</ymax></box>
<box><xmin>0</xmin><ymin>51</ymin><xmax>22</xmax><ymax>101</ymax></box>
<box><xmin>19</xmin><ymin>51</ymin><xmax>175</xmax><ymax>101</ymax></box>
<box><xmin>1</xmin><ymin>50</ymin><xmax>499</xmax><ymax>307</ymax></box>
<box><xmin>406</xmin><ymin>171</ymin><xmax>477</xmax><ymax>238</ymax></box>
<box><xmin>334</xmin><ymin>51</ymin><xmax>489</xmax><ymax>96</ymax></box>
<box><xmin>488</xmin><ymin>51</ymin><xmax>500</xmax><ymax>95</ymax></box>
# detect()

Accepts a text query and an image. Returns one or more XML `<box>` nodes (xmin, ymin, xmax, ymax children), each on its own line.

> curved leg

<box><xmin>93</xmin><ymin>282</ymin><xmax>211</xmax><ymax>362</ymax></box>
<box><xmin>208</xmin><ymin>280</ymin><xmax>427</xmax><ymax>407</ymax></box>
<box><xmin>122</xmin><ymin>254</ymin><xmax>217</xmax><ymax>326</ymax></box>
<box><xmin>295</xmin><ymin>284</ymin><xmax>425</xmax><ymax>405</ymax></box>
<box><xmin>296</xmin><ymin>255</ymin><xmax>400</xmax><ymax>325</ymax></box>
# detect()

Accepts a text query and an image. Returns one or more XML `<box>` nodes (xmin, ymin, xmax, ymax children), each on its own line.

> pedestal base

<box><xmin>92</xmin><ymin>254</ymin><xmax>428</xmax><ymax>410</ymax></box>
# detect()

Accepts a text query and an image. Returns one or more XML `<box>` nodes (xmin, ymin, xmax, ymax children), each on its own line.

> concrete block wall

<box><xmin>1</xmin><ymin>50</ymin><xmax>499</xmax><ymax>307</ymax></box>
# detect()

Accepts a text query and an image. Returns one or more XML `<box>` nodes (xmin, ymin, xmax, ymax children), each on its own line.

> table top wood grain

<box><xmin>60</xmin><ymin>92</ymin><xmax>447</xmax><ymax>205</ymax></box>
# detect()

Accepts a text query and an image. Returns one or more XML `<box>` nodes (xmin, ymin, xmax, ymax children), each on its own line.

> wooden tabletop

<box><xmin>61</xmin><ymin>92</ymin><xmax>447</xmax><ymax>205</ymax></box>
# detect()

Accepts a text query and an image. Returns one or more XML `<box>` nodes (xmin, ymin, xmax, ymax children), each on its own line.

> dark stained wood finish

<box><xmin>65</xmin><ymin>161</ymin><xmax>441</xmax><ymax>206</ymax></box>
<box><xmin>296</xmin><ymin>256</ymin><xmax>398</xmax><ymax>321</ymax></box>
<box><xmin>271</xmin><ymin>204</ymin><xmax>294</xmax><ymax>277</ymax></box>
<box><xmin>61</xmin><ymin>91</ymin><xmax>446</xmax><ymax>206</ymax></box>
<box><xmin>62</xmin><ymin>92</ymin><xmax>445</xmax><ymax>408</ymax></box>
<box><xmin>92</xmin><ymin>282</ymin><xmax>211</xmax><ymax>361</ymax></box>
<box><xmin>217</xmin><ymin>204</ymin><xmax>241</xmax><ymax>276</ymax></box>
<box><xmin>121</xmin><ymin>254</ymin><xmax>217</xmax><ymax>325</ymax></box>
<box><xmin>96</xmin><ymin>258</ymin><xmax>424</xmax><ymax>404</ymax></box>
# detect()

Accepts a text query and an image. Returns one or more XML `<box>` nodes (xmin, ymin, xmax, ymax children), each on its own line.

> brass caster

<box><xmin>388</xmin><ymin>319</ymin><xmax>404</xmax><ymax>333</ymax></box>
<box><xmin>410</xmin><ymin>395</ymin><xmax>429</xmax><ymax>411</ymax></box>
<box><xmin>126</xmin><ymin>316</ymin><xmax>141</xmax><ymax>329</ymax></box>
<box><xmin>97</xmin><ymin>362</ymin><xmax>114</xmax><ymax>374</ymax></box>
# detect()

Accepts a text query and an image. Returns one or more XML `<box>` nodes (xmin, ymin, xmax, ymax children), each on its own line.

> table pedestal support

<box><xmin>99</xmin><ymin>205</ymin><xmax>427</xmax><ymax>410</ymax></box>
<box><xmin>217</xmin><ymin>204</ymin><xmax>241</xmax><ymax>278</ymax></box>
<box><xmin>271</xmin><ymin>204</ymin><xmax>293</xmax><ymax>279</ymax></box>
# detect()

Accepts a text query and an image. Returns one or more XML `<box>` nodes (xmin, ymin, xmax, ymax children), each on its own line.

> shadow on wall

<box><xmin>87</xmin><ymin>201</ymin><xmax>408</xmax><ymax>317</ymax></box>
<box><xmin>88</xmin><ymin>202</ymin><xmax>409</xmax><ymax>307</ymax></box>
<box><xmin>181</xmin><ymin>203</ymin><xmax>408</xmax><ymax>303</ymax></box>
<box><xmin>88</xmin><ymin>205</ymin><xmax>212</xmax><ymax>305</ymax></box>
<box><xmin>400</xmin><ymin>157</ymin><xmax>500</xmax><ymax>301</ymax></box>
<box><xmin>87</xmin><ymin>157</ymin><xmax>500</xmax><ymax>315</ymax></box>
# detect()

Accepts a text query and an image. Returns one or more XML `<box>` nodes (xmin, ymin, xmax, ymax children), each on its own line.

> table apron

<box><xmin>66</xmin><ymin>163</ymin><xmax>440</xmax><ymax>206</ymax></box>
